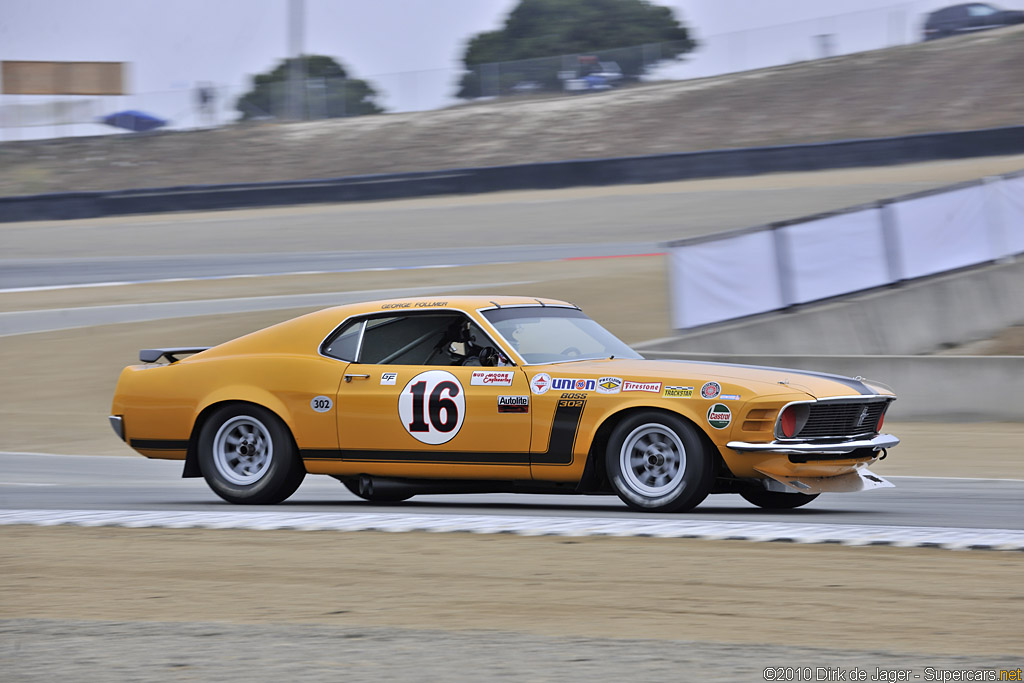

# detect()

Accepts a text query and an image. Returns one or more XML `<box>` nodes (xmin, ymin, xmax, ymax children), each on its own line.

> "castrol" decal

<box><xmin>707</xmin><ymin>403</ymin><xmax>732</xmax><ymax>430</ymax></box>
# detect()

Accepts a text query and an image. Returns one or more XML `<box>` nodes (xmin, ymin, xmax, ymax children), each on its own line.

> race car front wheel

<box><xmin>198</xmin><ymin>404</ymin><xmax>306</xmax><ymax>505</ymax></box>
<box><xmin>740</xmin><ymin>488</ymin><xmax>819</xmax><ymax>510</ymax></box>
<box><xmin>605</xmin><ymin>412</ymin><xmax>714</xmax><ymax>512</ymax></box>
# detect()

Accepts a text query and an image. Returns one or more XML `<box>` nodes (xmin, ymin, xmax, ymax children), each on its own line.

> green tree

<box><xmin>236</xmin><ymin>55</ymin><xmax>384</xmax><ymax>120</ymax></box>
<box><xmin>457</xmin><ymin>0</ymin><xmax>695</xmax><ymax>98</ymax></box>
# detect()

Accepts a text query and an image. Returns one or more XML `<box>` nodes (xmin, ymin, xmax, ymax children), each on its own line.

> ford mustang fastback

<box><xmin>110</xmin><ymin>296</ymin><xmax>899</xmax><ymax>511</ymax></box>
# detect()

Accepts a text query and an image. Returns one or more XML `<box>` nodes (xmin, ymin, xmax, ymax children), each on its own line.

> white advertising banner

<box><xmin>0</xmin><ymin>99</ymin><xmax>97</xmax><ymax>127</ymax></box>
<box><xmin>669</xmin><ymin>230</ymin><xmax>783</xmax><ymax>329</ymax></box>
<box><xmin>996</xmin><ymin>175</ymin><xmax>1024</xmax><ymax>256</ymax></box>
<box><xmin>779</xmin><ymin>207</ymin><xmax>890</xmax><ymax>304</ymax></box>
<box><xmin>890</xmin><ymin>185</ymin><xmax>993</xmax><ymax>280</ymax></box>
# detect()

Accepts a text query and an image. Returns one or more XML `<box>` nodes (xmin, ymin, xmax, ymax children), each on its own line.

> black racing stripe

<box><xmin>131</xmin><ymin>439</ymin><xmax>189</xmax><ymax>450</ymax></box>
<box><xmin>531</xmin><ymin>398</ymin><xmax>585</xmax><ymax>466</ymax></box>
<box><xmin>302</xmin><ymin>449</ymin><xmax>529</xmax><ymax>465</ymax></box>
<box><xmin>302</xmin><ymin>398</ymin><xmax>586</xmax><ymax>466</ymax></box>
<box><xmin>662</xmin><ymin>360</ymin><xmax>878</xmax><ymax>396</ymax></box>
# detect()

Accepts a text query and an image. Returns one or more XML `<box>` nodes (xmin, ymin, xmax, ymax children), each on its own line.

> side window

<box><xmin>322</xmin><ymin>320</ymin><xmax>364</xmax><ymax>361</ymax></box>
<box><xmin>361</xmin><ymin>314</ymin><xmax>469</xmax><ymax>365</ymax></box>
<box><xmin>323</xmin><ymin>312</ymin><xmax>509</xmax><ymax>366</ymax></box>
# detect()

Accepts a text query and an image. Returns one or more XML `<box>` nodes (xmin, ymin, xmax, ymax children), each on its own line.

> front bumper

<box><xmin>108</xmin><ymin>415</ymin><xmax>125</xmax><ymax>442</ymax></box>
<box><xmin>727</xmin><ymin>433</ymin><xmax>899</xmax><ymax>455</ymax></box>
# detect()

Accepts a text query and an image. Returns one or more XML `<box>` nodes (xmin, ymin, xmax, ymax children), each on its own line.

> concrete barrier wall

<box><xmin>3</xmin><ymin>125</ymin><xmax>1024</xmax><ymax>222</ymax></box>
<box><xmin>637</xmin><ymin>258</ymin><xmax>1024</xmax><ymax>356</ymax></box>
<box><xmin>640</xmin><ymin>352</ymin><xmax>1024</xmax><ymax>421</ymax></box>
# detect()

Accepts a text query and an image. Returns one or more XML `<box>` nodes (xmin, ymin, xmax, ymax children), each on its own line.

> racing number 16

<box><xmin>407</xmin><ymin>380</ymin><xmax>460</xmax><ymax>433</ymax></box>
<box><xmin>399</xmin><ymin>370</ymin><xmax>467</xmax><ymax>445</ymax></box>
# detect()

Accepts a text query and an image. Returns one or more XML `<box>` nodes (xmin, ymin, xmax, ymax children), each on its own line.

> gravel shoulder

<box><xmin>2</xmin><ymin>527</ymin><xmax>1021</xmax><ymax>661</ymax></box>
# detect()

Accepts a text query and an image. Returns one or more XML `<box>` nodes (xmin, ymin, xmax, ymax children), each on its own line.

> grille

<box><xmin>796</xmin><ymin>401</ymin><xmax>888</xmax><ymax>439</ymax></box>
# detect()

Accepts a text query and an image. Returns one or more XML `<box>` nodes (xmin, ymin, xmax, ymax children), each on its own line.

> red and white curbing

<box><xmin>1</xmin><ymin>510</ymin><xmax>1023</xmax><ymax>551</ymax></box>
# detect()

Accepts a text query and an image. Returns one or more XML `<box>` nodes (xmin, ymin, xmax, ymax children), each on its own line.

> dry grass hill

<box><xmin>1</xmin><ymin>25</ymin><xmax>1022</xmax><ymax>197</ymax></box>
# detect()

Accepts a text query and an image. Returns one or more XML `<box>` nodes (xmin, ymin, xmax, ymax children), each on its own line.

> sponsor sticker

<box><xmin>707</xmin><ymin>403</ymin><xmax>732</xmax><ymax>430</ymax></box>
<box><xmin>310</xmin><ymin>395</ymin><xmax>333</xmax><ymax>413</ymax></box>
<box><xmin>470</xmin><ymin>370</ymin><xmax>515</xmax><ymax>386</ymax></box>
<box><xmin>398</xmin><ymin>370</ymin><xmax>465</xmax><ymax>445</ymax></box>
<box><xmin>663</xmin><ymin>385</ymin><xmax>694</xmax><ymax>398</ymax></box>
<box><xmin>700</xmin><ymin>381</ymin><xmax>722</xmax><ymax>400</ymax></box>
<box><xmin>380</xmin><ymin>372</ymin><xmax>398</xmax><ymax>386</ymax></box>
<box><xmin>551</xmin><ymin>377</ymin><xmax>597</xmax><ymax>392</ymax></box>
<box><xmin>719</xmin><ymin>393</ymin><xmax>741</xmax><ymax>401</ymax></box>
<box><xmin>596</xmin><ymin>377</ymin><xmax>622</xmax><ymax>394</ymax></box>
<box><xmin>497</xmin><ymin>395</ymin><xmax>530</xmax><ymax>413</ymax></box>
<box><xmin>531</xmin><ymin>373</ymin><xmax>552</xmax><ymax>395</ymax></box>
<box><xmin>622</xmin><ymin>381</ymin><xmax>662</xmax><ymax>393</ymax></box>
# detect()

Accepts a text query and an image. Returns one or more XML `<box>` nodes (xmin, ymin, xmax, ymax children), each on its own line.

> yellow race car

<box><xmin>110</xmin><ymin>296</ymin><xmax>899</xmax><ymax>512</ymax></box>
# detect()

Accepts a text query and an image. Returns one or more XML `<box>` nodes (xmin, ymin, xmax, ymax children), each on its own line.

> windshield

<box><xmin>482</xmin><ymin>306</ymin><xmax>643</xmax><ymax>364</ymax></box>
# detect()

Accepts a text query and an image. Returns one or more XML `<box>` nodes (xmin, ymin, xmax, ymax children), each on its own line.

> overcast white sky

<box><xmin>2</xmin><ymin>0</ymin><xmax>1022</xmax><ymax>119</ymax></box>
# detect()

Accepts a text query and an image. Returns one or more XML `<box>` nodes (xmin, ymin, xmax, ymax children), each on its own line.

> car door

<box><xmin>331</xmin><ymin>311</ymin><xmax>532</xmax><ymax>478</ymax></box>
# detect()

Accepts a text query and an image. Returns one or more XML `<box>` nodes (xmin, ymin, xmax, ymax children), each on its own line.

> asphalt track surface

<box><xmin>0</xmin><ymin>171</ymin><xmax>992</xmax><ymax>291</ymax></box>
<box><xmin>3</xmin><ymin>453</ymin><xmax>1022</xmax><ymax>532</ymax></box>
<box><xmin>0</xmin><ymin>243</ymin><xmax>655</xmax><ymax>290</ymax></box>
<box><xmin>5</xmin><ymin>161</ymin><xmax>1024</xmax><ymax>547</ymax></box>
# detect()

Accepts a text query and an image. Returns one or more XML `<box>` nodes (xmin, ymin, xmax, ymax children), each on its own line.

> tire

<box><xmin>740</xmin><ymin>488</ymin><xmax>819</xmax><ymax>510</ymax></box>
<box><xmin>605</xmin><ymin>412</ymin><xmax>714</xmax><ymax>512</ymax></box>
<box><xmin>342</xmin><ymin>478</ymin><xmax>415</xmax><ymax>503</ymax></box>
<box><xmin>198</xmin><ymin>404</ymin><xmax>305</xmax><ymax>505</ymax></box>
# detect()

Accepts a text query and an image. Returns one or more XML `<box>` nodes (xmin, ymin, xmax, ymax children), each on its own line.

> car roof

<box><xmin>196</xmin><ymin>296</ymin><xmax>579</xmax><ymax>361</ymax></box>
<box><xmin>319</xmin><ymin>295</ymin><xmax>577</xmax><ymax>319</ymax></box>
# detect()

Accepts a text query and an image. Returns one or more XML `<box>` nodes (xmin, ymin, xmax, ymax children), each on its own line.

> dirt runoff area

<box><xmin>1</xmin><ymin>527</ymin><xmax>1021</xmax><ymax>681</ymax></box>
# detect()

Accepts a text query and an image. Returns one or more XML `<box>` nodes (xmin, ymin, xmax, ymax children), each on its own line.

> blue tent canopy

<box><xmin>100</xmin><ymin>110</ymin><xmax>167</xmax><ymax>132</ymax></box>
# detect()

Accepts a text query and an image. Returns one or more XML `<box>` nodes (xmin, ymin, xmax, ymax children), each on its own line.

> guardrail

<box><xmin>2</xmin><ymin>125</ymin><xmax>1024</xmax><ymax>223</ymax></box>
<box><xmin>664</xmin><ymin>168</ymin><xmax>1024</xmax><ymax>330</ymax></box>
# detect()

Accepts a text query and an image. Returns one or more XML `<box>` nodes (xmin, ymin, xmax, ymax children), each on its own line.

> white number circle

<box><xmin>310</xmin><ymin>395</ymin><xmax>333</xmax><ymax>413</ymax></box>
<box><xmin>398</xmin><ymin>370</ymin><xmax>465</xmax><ymax>445</ymax></box>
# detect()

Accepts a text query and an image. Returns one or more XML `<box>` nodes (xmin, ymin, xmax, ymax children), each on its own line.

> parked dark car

<box><xmin>923</xmin><ymin>2</ymin><xmax>1024</xmax><ymax>40</ymax></box>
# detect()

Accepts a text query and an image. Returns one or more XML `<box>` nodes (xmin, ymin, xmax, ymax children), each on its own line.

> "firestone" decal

<box><xmin>622</xmin><ymin>381</ymin><xmax>661</xmax><ymax>393</ymax></box>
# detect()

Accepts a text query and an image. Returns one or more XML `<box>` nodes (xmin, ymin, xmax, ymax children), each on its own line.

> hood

<box><xmin>538</xmin><ymin>358</ymin><xmax>888</xmax><ymax>400</ymax></box>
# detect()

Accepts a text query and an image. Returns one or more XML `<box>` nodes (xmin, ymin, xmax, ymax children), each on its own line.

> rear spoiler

<box><xmin>139</xmin><ymin>347</ymin><xmax>211</xmax><ymax>364</ymax></box>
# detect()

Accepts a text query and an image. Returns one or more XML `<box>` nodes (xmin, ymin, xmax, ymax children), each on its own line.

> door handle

<box><xmin>344</xmin><ymin>373</ymin><xmax>371</xmax><ymax>383</ymax></box>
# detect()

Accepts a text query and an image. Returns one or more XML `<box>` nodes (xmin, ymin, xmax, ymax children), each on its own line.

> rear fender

<box><xmin>182</xmin><ymin>388</ymin><xmax>298</xmax><ymax>479</ymax></box>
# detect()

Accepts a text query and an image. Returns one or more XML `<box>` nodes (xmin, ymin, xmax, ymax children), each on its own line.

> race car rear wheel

<box><xmin>605</xmin><ymin>412</ymin><xmax>713</xmax><ymax>512</ymax></box>
<box><xmin>740</xmin><ymin>488</ymin><xmax>819</xmax><ymax>510</ymax></box>
<box><xmin>198</xmin><ymin>404</ymin><xmax>305</xmax><ymax>505</ymax></box>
